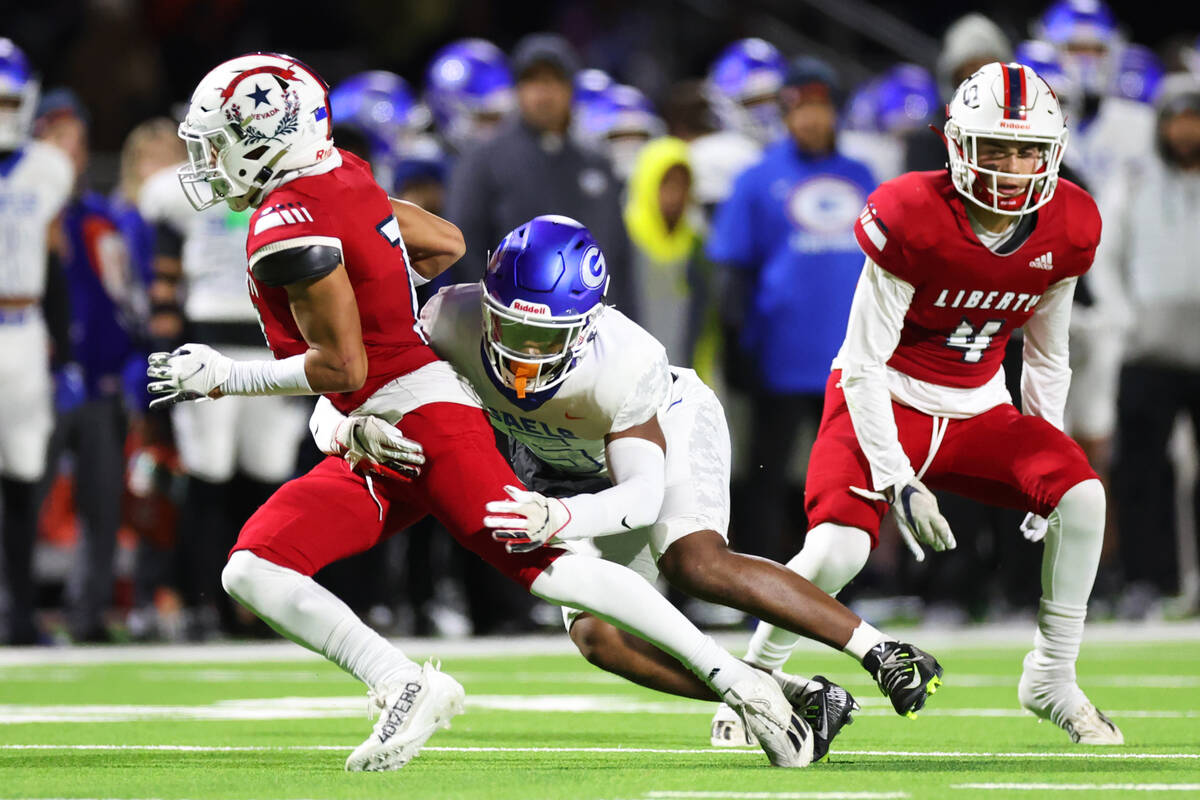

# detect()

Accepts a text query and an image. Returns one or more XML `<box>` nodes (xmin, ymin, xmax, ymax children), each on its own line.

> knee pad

<box><xmin>786</xmin><ymin>523</ymin><xmax>871</xmax><ymax>595</ymax></box>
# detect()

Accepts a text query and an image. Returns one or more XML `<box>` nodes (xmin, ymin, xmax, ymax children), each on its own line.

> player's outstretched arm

<box><xmin>388</xmin><ymin>198</ymin><xmax>466</xmax><ymax>281</ymax></box>
<box><xmin>1020</xmin><ymin>276</ymin><xmax>1077</xmax><ymax>432</ymax></box>
<box><xmin>484</xmin><ymin>417</ymin><xmax>668</xmax><ymax>553</ymax></box>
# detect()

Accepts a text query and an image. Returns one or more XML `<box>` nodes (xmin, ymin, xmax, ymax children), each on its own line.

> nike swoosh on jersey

<box><xmin>564</xmin><ymin>412</ymin><xmax>585</xmax><ymax>420</ymax></box>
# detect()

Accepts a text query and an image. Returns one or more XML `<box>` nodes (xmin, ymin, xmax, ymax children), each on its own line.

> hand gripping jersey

<box><xmin>852</xmin><ymin>170</ymin><xmax>1100</xmax><ymax>388</ymax></box>
<box><xmin>0</xmin><ymin>141</ymin><xmax>73</xmax><ymax>297</ymax></box>
<box><xmin>419</xmin><ymin>283</ymin><xmax>672</xmax><ymax>476</ymax></box>
<box><xmin>245</xmin><ymin>149</ymin><xmax>437</xmax><ymax>412</ymax></box>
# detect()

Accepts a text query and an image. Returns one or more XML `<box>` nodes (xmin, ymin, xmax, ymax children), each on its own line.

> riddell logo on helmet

<box><xmin>998</xmin><ymin>119</ymin><xmax>1032</xmax><ymax>130</ymax></box>
<box><xmin>510</xmin><ymin>299</ymin><xmax>552</xmax><ymax>315</ymax></box>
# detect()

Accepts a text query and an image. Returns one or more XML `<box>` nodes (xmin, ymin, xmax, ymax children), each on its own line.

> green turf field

<box><xmin>1</xmin><ymin>623</ymin><xmax>1198</xmax><ymax>800</ymax></box>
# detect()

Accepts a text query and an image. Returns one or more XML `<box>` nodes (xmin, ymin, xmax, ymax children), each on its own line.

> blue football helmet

<box><xmin>1112</xmin><ymin>44</ymin><xmax>1163</xmax><ymax>104</ymax></box>
<box><xmin>1015</xmin><ymin>39</ymin><xmax>1080</xmax><ymax>114</ymax></box>
<box><xmin>841</xmin><ymin>78</ymin><xmax>881</xmax><ymax>133</ymax></box>
<box><xmin>424</xmin><ymin>39</ymin><xmax>514</xmax><ymax>152</ymax></box>
<box><xmin>329</xmin><ymin>71</ymin><xmax>432</xmax><ymax>162</ymax></box>
<box><xmin>481</xmin><ymin>215</ymin><xmax>608</xmax><ymax>397</ymax></box>
<box><xmin>0</xmin><ymin>39</ymin><xmax>38</xmax><ymax>151</ymax></box>
<box><xmin>707</xmin><ymin>38</ymin><xmax>787</xmax><ymax>144</ymax></box>
<box><xmin>1034</xmin><ymin>0</ymin><xmax>1121</xmax><ymax>98</ymax></box>
<box><xmin>873</xmin><ymin>64</ymin><xmax>938</xmax><ymax>135</ymax></box>
<box><xmin>573</xmin><ymin>83</ymin><xmax>663</xmax><ymax>178</ymax></box>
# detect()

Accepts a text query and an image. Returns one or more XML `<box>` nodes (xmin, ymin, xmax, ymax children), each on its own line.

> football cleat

<box><xmin>1018</xmin><ymin>652</ymin><xmax>1124</xmax><ymax>745</ymax></box>
<box><xmin>863</xmin><ymin>640</ymin><xmax>944</xmax><ymax>717</ymax></box>
<box><xmin>721</xmin><ymin>672</ymin><xmax>814</xmax><ymax>767</ymax></box>
<box><xmin>788</xmin><ymin>674</ymin><xmax>859</xmax><ymax>762</ymax></box>
<box><xmin>710</xmin><ymin>701</ymin><xmax>754</xmax><ymax>747</ymax></box>
<box><xmin>345</xmin><ymin>661</ymin><xmax>466</xmax><ymax>771</ymax></box>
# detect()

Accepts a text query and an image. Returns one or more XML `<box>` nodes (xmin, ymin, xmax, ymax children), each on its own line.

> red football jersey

<box><xmin>245</xmin><ymin>150</ymin><xmax>437</xmax><ymax>412</ymax></box>
<box><xmin>853</xmin><ymin>170</ymin><xmax>1100</xmax><ymax>389</ymax></box>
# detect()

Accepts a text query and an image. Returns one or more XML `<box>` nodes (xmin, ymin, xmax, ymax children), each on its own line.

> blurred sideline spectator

<box><xmin>34</xmin><ymin>89</ymin><xmax>139</xmax><ymax>642</ymax></box>
<box><xmin>1101</xmin><ymin>74</ymin><xmax>1200</xmax><ymax>618</ymax></box>
<box><xmin>623</xmin><ymin>136</ymin><xmax>700</xmax><ymax>366</ymax></box>
<box><xmin>0</xmin><ymin>39</ymin><xmax>75</xmax><ymax>645</ymax></box>
<box><xmin>445</xmin><ymin>32</ymin><xmax>637</xmax><ymax>317</ymax></box>
<box><xmin>706</xmin><ymin>56</ymin><xmax>875</xmax><ymax>564</ymax></box>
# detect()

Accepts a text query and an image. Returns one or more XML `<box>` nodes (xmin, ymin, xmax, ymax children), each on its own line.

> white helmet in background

<box><xmin>177</xmin><ymin>52</ymin><xmax>334</xmax><ymax>211</ymax></box>
<box><xmin>945</xmin><ymin>62</ymin><xmax>1068</xmax><ymax>216</ymax></box>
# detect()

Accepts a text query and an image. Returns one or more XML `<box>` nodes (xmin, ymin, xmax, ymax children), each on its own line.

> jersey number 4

<box><xmin>946</xmin><ymin>318</ymin><xmax>1004</xmax><ymax>363</ymax></box>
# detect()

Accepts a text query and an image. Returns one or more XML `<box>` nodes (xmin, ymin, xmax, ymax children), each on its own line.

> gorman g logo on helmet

<box><xmin>579</xmin><ymin>245</ymin><xmax>606</xmax><ymax>289</ymax></box>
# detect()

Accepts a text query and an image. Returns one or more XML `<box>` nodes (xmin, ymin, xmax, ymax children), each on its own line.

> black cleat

<box><xmin>863</xmin><ymin>641</ymin><xmax>944</xmax><ymax>718</ymax></box>
<box><xmin>794</xmin><ymin>675</ymin><xmax>858</xmax><ymax>762</ymax></box>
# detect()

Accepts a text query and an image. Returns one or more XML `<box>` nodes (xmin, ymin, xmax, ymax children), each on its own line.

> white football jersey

<box><xmin>420</xmin><ymin>283</ymin><xmax>672</xmax><ymax>476</ymax></box>
<box><xmin>138</xmin><ymin>166</ymin><xmax>257</xmax><ymax>323</ymax></box>
<box><xmin>0</xmin><ymin>141</ymin><xmax>73</xmax><ymax>297</ymax></box>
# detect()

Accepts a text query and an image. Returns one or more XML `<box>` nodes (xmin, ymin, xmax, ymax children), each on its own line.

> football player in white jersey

<box><xmin>138</xmin><ymin>162</ymin><xmax>308</xmax><ymax>636</ymax></box>
<box><xmin>0</xmin><ymin>39</ymin><xmax>74</xmax><ymax>644</ymax></box>
<box><xmin>312</xmin><ymin>215</ymin><xmax>945</xmax><ymax>751</ymax></box>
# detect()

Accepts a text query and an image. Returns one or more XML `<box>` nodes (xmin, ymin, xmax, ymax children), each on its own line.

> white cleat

<box><xmin>721</xmin><ymin>672</ymin><xmax>815</xmax><ymax>767</ymax></box>
<box><xmin>345</xmin><ymin>661</ymin><xmax>466</xmax><ymax>771</ymax></box>
<box><xmin>710</xmin><ymin>701</ymin><xmax>754</xmax><ymax>747</ymax></box>
<box><xmin>1018</xmin><ymin>652</ymin><xmax>1124</xmax><ymax>745</ymax></box>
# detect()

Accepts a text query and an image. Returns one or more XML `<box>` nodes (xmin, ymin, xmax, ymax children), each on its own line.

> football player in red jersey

<box><xmin>737</xmin><ymin>62</ymin><xmax>1124</xmax><ymax>745</ymax></box>
<box><xmin>146</xmin><ymin>53</ymin><xmax>825</xmax><ymax>771</ymax></box>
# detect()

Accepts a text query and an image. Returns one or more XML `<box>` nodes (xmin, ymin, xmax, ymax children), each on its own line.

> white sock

<box><xmin>530</xmin><ymin>553</ymin><xmax>755</xmax><ymax>694</ymax></box>
<box><xmin>222</xmin><ymin>551</ymin><xmax>419</xmax><ymax>694</ymax></box>
<box><xmin>843</xmin><ymin>621</ymin><xmax>892</xmax><ymax>661</ymax></box>
<box><xmin>744</xmin><ymin>523</ymin><xmax>873</xmax><ymax>669</ymax></box>
<box><xmin>1032</xmin><ymin>479</ymin><xmax>1105</xmax><ymax>669</ymax></box>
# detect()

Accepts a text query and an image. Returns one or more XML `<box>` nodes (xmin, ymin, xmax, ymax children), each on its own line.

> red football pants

<box><xmin>231</xmin><ymin>402</ymin><xmax>562</xmax><ymax>589</ymax></box>
<box><xmin>805</xmin><ymin>371</ymin><xmax>1097</xmax><ymax>546</ymax></box>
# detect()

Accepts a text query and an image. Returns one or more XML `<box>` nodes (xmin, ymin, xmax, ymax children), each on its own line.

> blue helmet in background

<box><xmin>842</xmin><ymin>78</ymin><xmax>881</xmax><ymax>132</ymax></box>
<box><xmin>1034</xmin><ymin>0</ymin><xmax>1121</xmax><ymax>98</ymax></box>
<box><xmin>707</xmin><ymin>38</ymin><xmax>787</xmax><ymax>144</ymax></box>
<box><xmin>481</xmin><ymin>215</ymin><xmax>608</xmax><ymax>397</ymax></box>
<box><xmin>424</xmin><ymin>39</ymin><xmax>515</xmax><ymax>152</ymax></box>
<box><xmin>1015</xmin><ymin>39</ymin><xmax>1080</xmax><ymax>116</ymax></box>
<box><xmin>1112</xmin><ymin>44</ymin><xmax>1164</xmax><ymax>104</ymax></box>
<box><xmin>0</xmin><ymin>38</ymin><xmax>38</xmax><ymax>150</ymax></box>
<box><xmin>573</xmin><ymin>82</ymin><xmax>663</xmax><ymax>179</ymax></box>
<box><xmin>873</xmin><ymin>64</ymin><xmax>938</xmax><ymax>134</ymax></box>
<box><xmin>330</xmin><ymin>71</ymin><xmax>432</xmax><ymax>160</ymax></box>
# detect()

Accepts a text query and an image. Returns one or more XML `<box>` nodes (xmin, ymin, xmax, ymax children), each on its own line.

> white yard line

<box><xmin>2</xmin><ymin>744</ymin><xmax>1198</xmax><ymax>760</ymax></box>
<box><xmin>0</xmin><ymin>694</ymin><xmax>1196</xmax><ymax>723</ymax></box>
<box><xmin>646</xmin><ymin>792</ymin><xmax>910</xmax><ymax>799</ymax></box>
<box><xmin>0</xmin><ymin>621</ymin><xmax>1197</xmax><ymax>667</ymax></box>
<box><xmin>951</xmin><ymin>784</ymin><xmax>1200</xmax><ymax>791</ymax></box>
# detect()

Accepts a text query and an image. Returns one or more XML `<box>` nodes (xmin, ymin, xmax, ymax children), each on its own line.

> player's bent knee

<box><xmin>220</xmin><ymin>550</ymin><xmax>259</xmax><ymax>605</ymax></box>
<box><xmin>658</xmin><ymin>531</ymin><xmax>728</xmax><ymax>596</ymax></box>
<box><xmin>787</xmin><ymin>523</ymin><xmax>870</xmax><ymax>595</ymax></box>
<box><xmin>568</xmin><ymin>615</ymin><xmax>624</xmax><ymax>670</ymax></box>
<box><xmin>1053</xmin><ymin>478</ymin><xmax>1105</xmax><ymax>536</ymax></box>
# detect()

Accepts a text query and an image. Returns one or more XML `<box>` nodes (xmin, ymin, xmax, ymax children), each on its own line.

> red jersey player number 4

<box><xmin>788</xmin><ymin>61</ymin><xmax>1123</xmax><ymax>746</ymax></box>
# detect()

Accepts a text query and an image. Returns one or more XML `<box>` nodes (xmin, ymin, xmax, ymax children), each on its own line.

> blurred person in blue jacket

<box><xmin>707</xmin><ymin>57</ymin><xmax>875</xmax><ymax>562</ymax></box>
<box><xmin>34</xmin><ymin>89</ymin><xmax>140</xmax><ymax>642</ymax></box>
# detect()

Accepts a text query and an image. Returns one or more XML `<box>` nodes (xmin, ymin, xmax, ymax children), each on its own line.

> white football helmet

<box><xmin>945</xmin><ymin>62</ymin><xmax>1069</xmax><ymax>217</ymax></box>
<box><xmin>177</xmin><ymin>52</ymin><xmax>334</xmax><ymax>211</ymax></box>
<box><xmin>0</xmin><ymin>39</ymin><xmax>38</xmax><ymax>152</ymax></box>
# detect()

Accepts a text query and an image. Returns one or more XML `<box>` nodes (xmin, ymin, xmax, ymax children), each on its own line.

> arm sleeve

<box><xmin>839</xmin><ymin>257</ymin><xmax>918</xmax><ymax>491</ymax></box>
<box><xmin>555</xmin><ymin>436</ymin><xmax>667</xmax><ymax>540</ymax></box>
<box><xmin>1020</xmin><ymin>277</ymin><xmax>1077</xmax><ymax>431</ymax></box>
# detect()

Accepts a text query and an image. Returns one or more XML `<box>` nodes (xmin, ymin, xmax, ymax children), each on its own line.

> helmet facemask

<box><xmin>0</xmin><ymin>79</ymin><xmax>37</xmax><ymax>151</ymax></box>
<box><xmin>177</xmin><ymin>118</ymin><xmax>290</xmax><ymax>212</ymax></box>
<box><xmin>945</xmin><ymin>123</ymin><xmax>1068</xmax><ymax>216</ymax></box>
<box><xmin>481</xmin><ymin>287</ymin><xmax>603</xmax><ymax>399</ymax></box>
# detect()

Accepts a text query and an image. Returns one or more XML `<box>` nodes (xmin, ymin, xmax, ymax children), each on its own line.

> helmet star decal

<box><xmin>247</xmin><ymin>83</ymin><xmax>272</xmax><ymax>107</ymax></box>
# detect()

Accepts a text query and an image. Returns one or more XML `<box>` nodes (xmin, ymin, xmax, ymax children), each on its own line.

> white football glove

<box><xmin>483</xmin><ymin>485</ymin><xmax>570</xmax><ymax>553</ymax></box>
<box><xmin>146</xmin><ymin>344</ymin><xmax>232</xmax><ymax>409</ymax></box>
<box><xmin>332</xmin><ymin>415</ymin><xmax>425</xmax><ymax>481</ymax></box>
<box><xmin>1020</xmin><ymin>512</ymin><xmax>1049</xmax><ymax>543</ymax></box>
<box><xmin>850</xmin><ymin>478</ymin><xmax>956</xmax><ymax>562</ymax></box>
